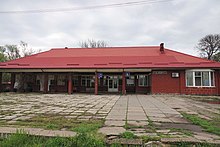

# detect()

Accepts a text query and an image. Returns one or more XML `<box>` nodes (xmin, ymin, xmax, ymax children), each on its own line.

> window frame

<box><xmin>81</xmin><ymin>75</ymin><xmax>95</xmax><ymax>88</ymax></box>
<box><xmin>138</xmin><ymin>75</ymin><xmax>149</xmax><ymax>87</ymax></box>
<box><xmin>185</xmin><ymin>69</ymin><xmax>215</xmax><ymax>87</ymax></box>
<box><xmin>57</xmin><ymin>75</ymin><xmax>66</xmax><ymax>86</ymax></box>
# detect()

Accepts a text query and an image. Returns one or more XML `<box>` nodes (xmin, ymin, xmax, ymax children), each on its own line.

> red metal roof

<box><xmin>1</xmin><ymin>46</ymin><xmax>220</xmax><ymax>69</ymax></box>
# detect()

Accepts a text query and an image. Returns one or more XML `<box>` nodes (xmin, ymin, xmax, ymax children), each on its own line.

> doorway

<box><xmin>108</xmin><ymin>77</ymin><xmax>118</xmax><ymax>92</ymax></box>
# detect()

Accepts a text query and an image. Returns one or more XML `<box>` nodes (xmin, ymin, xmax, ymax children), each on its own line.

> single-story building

<box><xmin>1</xmin><ymin>43</ymin><xmax>220</xmax><ymax>95</ymax></box>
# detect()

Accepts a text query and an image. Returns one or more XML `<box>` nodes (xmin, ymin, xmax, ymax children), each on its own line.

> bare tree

<box><xmin>197</xmin><ymin>34</ymin><xmax>220</xmax><ymax>60</ymax></box>
<box><xmin>79</xmin><ymin>39</ymin><xmax>108</xmax><ymax>48</ymax></box>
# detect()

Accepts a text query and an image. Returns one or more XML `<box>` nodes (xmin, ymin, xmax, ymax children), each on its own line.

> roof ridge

<box><xmin>50</xmin><ymin>46</ymin><xmax>160</xmax><ymax>50</ymax></box>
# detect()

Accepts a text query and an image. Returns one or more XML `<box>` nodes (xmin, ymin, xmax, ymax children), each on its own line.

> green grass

<box><xmin>8</xmin><ymin>114</ymin><xmax>103</xmax><ymax>131</ymax></box>
<box><xmin>0</xmin><ymin>131</ymin><xmax>105</xmax><ymax>147</ymax></box>
<box><xmin>182</xmin><ymin>113</ymin><xmax>220</xmax><ymax>136</ymax></box>
<box><xmin>120</xmin><ymin>131</ymin><xmax>136</xmax><ymax>139</ymax></box>
<box><xmin>170</xmin><ymin>128</ymin><xmax>193</xmax><ymax>136</ymax></box>
<box><xmin>71</xmin><ymin>121</ymin><xmax>103</xmax><ymax>133</ymax></box>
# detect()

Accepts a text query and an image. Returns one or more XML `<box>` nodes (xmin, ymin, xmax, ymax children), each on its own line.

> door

<box><xmin>108</xmin><ymin>78</ymin><xmax>118</xmax><ymax>92</ymax></box>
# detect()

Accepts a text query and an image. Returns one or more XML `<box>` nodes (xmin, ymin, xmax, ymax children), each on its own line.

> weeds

<box><xmin>0</xmin><ymin>131</ymin><xmax>105</xmax><ymax>147</ymax></box>
<box><xmin>11</xmin><ymin>114</ymin><xmax>103</xmax><ymax>131</ymax></box>
<box><xmin>71</xmin><ymin>121</ymin><xmax>103</xmax><ymax>133</ymax></box>
<box><xmin>182</xmin><ymin>113</ymin><xmax>220</xmax><ymax>136</ymax></box>
<box><xmin>170</xmin><ymin>128</ymin><xmax>193</xmax><ymax>136</ymax></box>
<box><xmin>120</xmin><ymin>131</ymin><xmax>136</xmax><ymax>139</ymax></box>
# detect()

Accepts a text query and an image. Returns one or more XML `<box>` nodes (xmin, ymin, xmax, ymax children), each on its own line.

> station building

<box><xmin>1</xmin><ymin>43</ymin><xmax>220</xmax><ymax>95</ymax></box>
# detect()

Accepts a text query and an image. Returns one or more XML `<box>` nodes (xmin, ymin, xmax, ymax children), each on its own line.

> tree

<box><xmin>197</xmin><ymin>34</ymin><xmax>220</xmax><ymax>60</ymax></box>
<box><xmin>0</xmin><ymin>45</ymin><xmax>20</xmax><ymax>60</ymax></box>
<box><xmin>79</xmin><ymin>39</ymin><xmax>108</xmax><ymax>48</ymax></box>
<box><xmin>0</xmin><ymin>47</ymin><xmax>7</xmax><ymax>62</ymax></box>
<box><xmin>19</xmin><ymin>41</ymin><xmax>35</xmax><ymax>57</ymax></box>
<box><xmin>212</xmin><ymin>52</ymin><xmax>220</xmax><ymax>62</ymax></box>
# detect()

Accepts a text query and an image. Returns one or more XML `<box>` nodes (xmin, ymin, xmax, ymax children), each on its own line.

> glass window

<box><xmin>103</xmin><ymin>76</ymin><xmax>108</xmax><ymax>86</ymax></box>
<box><xmin>202</xmin><ymin>72</ymin><xmax>209</xmax><ymax>86</ymax></box>
<box><xmin>81</xmin><ymin>76</ymin><xmax>95</xmax><ymax>88</ymax></box>
<box><xmin>57</xmin><ymin>75</ymin><xmax>66</xmax><ymax>86</ymax></box>
<box><xmin>72</xmin><ymin>76</ymin><xmax>78</xmax><ymax>86</ymax></box>
<box><xmin>138</xmin><ymin>75</ymin><xmax>148</xmax><ymax>86</ymax></box>
<box><xmin>195</xmin><ymin>72</ymin><xmax>202</xmax><ymax>86</ymax></box>
<box><xmin>186</xmin><ymin>72</ymin><xmax>193</xmax><ymax>86</ymax></box>
<box><xmin>186</xmin><ymin>70</ymin><xmax>214</xmax><ymax>87</ymax></box>
<box><xmin>126</xmin><ymin>76</ymin><xmax>134</xmax><ymax>86</ymax></box>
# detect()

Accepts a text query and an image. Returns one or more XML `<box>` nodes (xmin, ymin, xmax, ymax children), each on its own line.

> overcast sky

<box><xmin>0</xmin><ymin>0</ymin><xmax>219</xmax><ymax>56</ymax></box>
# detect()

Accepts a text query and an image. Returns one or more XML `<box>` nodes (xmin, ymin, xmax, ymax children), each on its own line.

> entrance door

<box><xmin>108</xmin><ymin>78</ymin><xmax>118</xmax><ymax>92</ymax></box>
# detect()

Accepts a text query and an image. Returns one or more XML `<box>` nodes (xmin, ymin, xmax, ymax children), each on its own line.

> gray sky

<box><xmin>0</xmin><ymin>0</ymin><xmax>219</xmax><ymax>56</ymax></box>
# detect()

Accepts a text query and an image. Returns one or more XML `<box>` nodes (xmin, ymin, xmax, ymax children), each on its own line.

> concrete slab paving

<box><xmin>1</xmin><ymin>93</ymin><xmax>220</xmax><ymax>143</ymax></box>
<box><xmin>105</xmin><ymin>120</ymin><xmax>125</xmax><ymax>127</ymax></box>
<box><xmin>0</xmin><ymin>127</ymin><xmax>76</xmax><ymax>137</ymax></box>
<box><xmin>98</xmin><ymin>127</ymin><xmax>126</xmax><ymax>135</ymax></box>
<box><xmin>0</xmin><ymin>93</ymin><xmax>120</xmax><ymax>121</ymax></box>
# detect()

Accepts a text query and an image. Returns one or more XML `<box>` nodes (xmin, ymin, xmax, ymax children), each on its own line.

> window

<box><xmin>57</xmin><ymin>75</ymin><xmax>66</xmax><ymax>86</ymax></box>
<box><xmin>81</xmin><ymin>76</ymin><xmax>95</xmax><ymax>87</ymax></box>
<box><xmin>186</xmin><ymin>70</ymin><xmax>214</xmax><ymax>87</ymax></box>
<box><xmin>103</xmin><ymin>76</ymin><xmax>108</xmax><ymax>86</ymax></box>
<box><xmin>48</xmin><ymin>75</ymin><xmax>55</xmax><ymax>85</ymax></box>
<box><xmin>138</xmin><ymin>75</ymin><xmax>149</xmax><ymax>86</ymax></box>
<box><xmin>72</xmin><ymin>76</ymin><xmax>78</xmax><ymax>86</ymax></box>
<box><xmin>126</xmin><ymin>76</ymin><xmax>135</xmax><ymax>86</ymax></box>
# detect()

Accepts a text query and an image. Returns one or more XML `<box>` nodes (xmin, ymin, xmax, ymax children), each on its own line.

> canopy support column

<box><xmin>122</xmin><ymin>72</ymin><xmax>126</xmax><ymax>95</ymax></box>
<box><xmin>43</xmin><ymin>74</ymin><xmax>48</xmax><ymax>93</ymax></box>
<box><xmin>95</xmin><ymin>72</ymin><xmax>98</xmax><ymax>95</ymax></box>
<box><xmin>68</xmin><ymin>73</ymin><xmax>73</xmax><ymax>94</ymax></box>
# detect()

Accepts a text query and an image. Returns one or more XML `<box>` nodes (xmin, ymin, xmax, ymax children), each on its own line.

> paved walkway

<box><xmin>99</xmin><ymin>95</ymin><xmax>220</xmax><ymax>144</ymax></box>
<box><xmin>0</xmin><ymin>93</ymin><xmax>120</xmax><ymax>121</ymax></box>
<box><xmin>100</xmin><ymin>95</ymin><xmax>185</xmax><ymax>135</ymax></box>
<box><xmin>0</xmin><ymin>127</ymin><xmax>76</xmax><ymax>137</ymax></box>
<box><xmin>105</xmin><ymin>95</ymin><xmax>185</xmax><ymax>124</ymax></box>
<box><xmin>0</xmin><ymin>93</ymin><xmax>220</xmax><ymax>143</ymax></box>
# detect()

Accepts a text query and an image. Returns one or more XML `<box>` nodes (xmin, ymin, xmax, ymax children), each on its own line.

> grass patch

<box><xmin>71</xmin><ymin>121</ymin><xmax>103</xmax><ymax>133</ymax></box>
<box><xmin>10</xmin><ymin>114</ymin><xmax>103</xmax><ymax>131</ymax></box>
<box><xmin>0</xmin><ymin>131</ymin><xmax>105</xmax><ymax>147</ymax></box>
<box><xmin>182</xmin><ymin>113</ymin><xmax>220</xmax><ymax>136</ymax></box>
<box><xmin>170</xmin><ymin>128</ymin><xmax>193</xmax><ymax>136</ymax></box>
<box><xmin>46</xmin><ymin>123</ymin><xmax>59</xmax><ymax>130</ymax></box>
<box><xmin>120</xmin><ymin>131</ymin><xmax>136</xmax><ymax>139</ymax></box>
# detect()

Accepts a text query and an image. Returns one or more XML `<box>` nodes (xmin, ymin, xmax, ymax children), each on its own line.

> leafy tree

<box><xmin>79</xmin><ymin>39</ymin><xmax>108</xmax><ymax>48</ymax></box>
<box><xmin>212</xmin><ymin>52</ymin><xmax>220</xmax><ymax>62</ymax></box>
<box><xmin>0</xmin><ymin>47</ymin><xmax>7</xmax><ymax>62</ymax></box>
<box><xmin>197</xmin><ymin>34</ymin><xmax>220</xmax><ymax>60</ymax></box>
<box><xmin>19</xmin><ymin>41</ymin><xmax>35</xmax><ymax>57</ymax></box>
<box><xmin>1</xmin><ymin>44</ymin><xmax>20</xmax><ymax>60</ymax></box>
